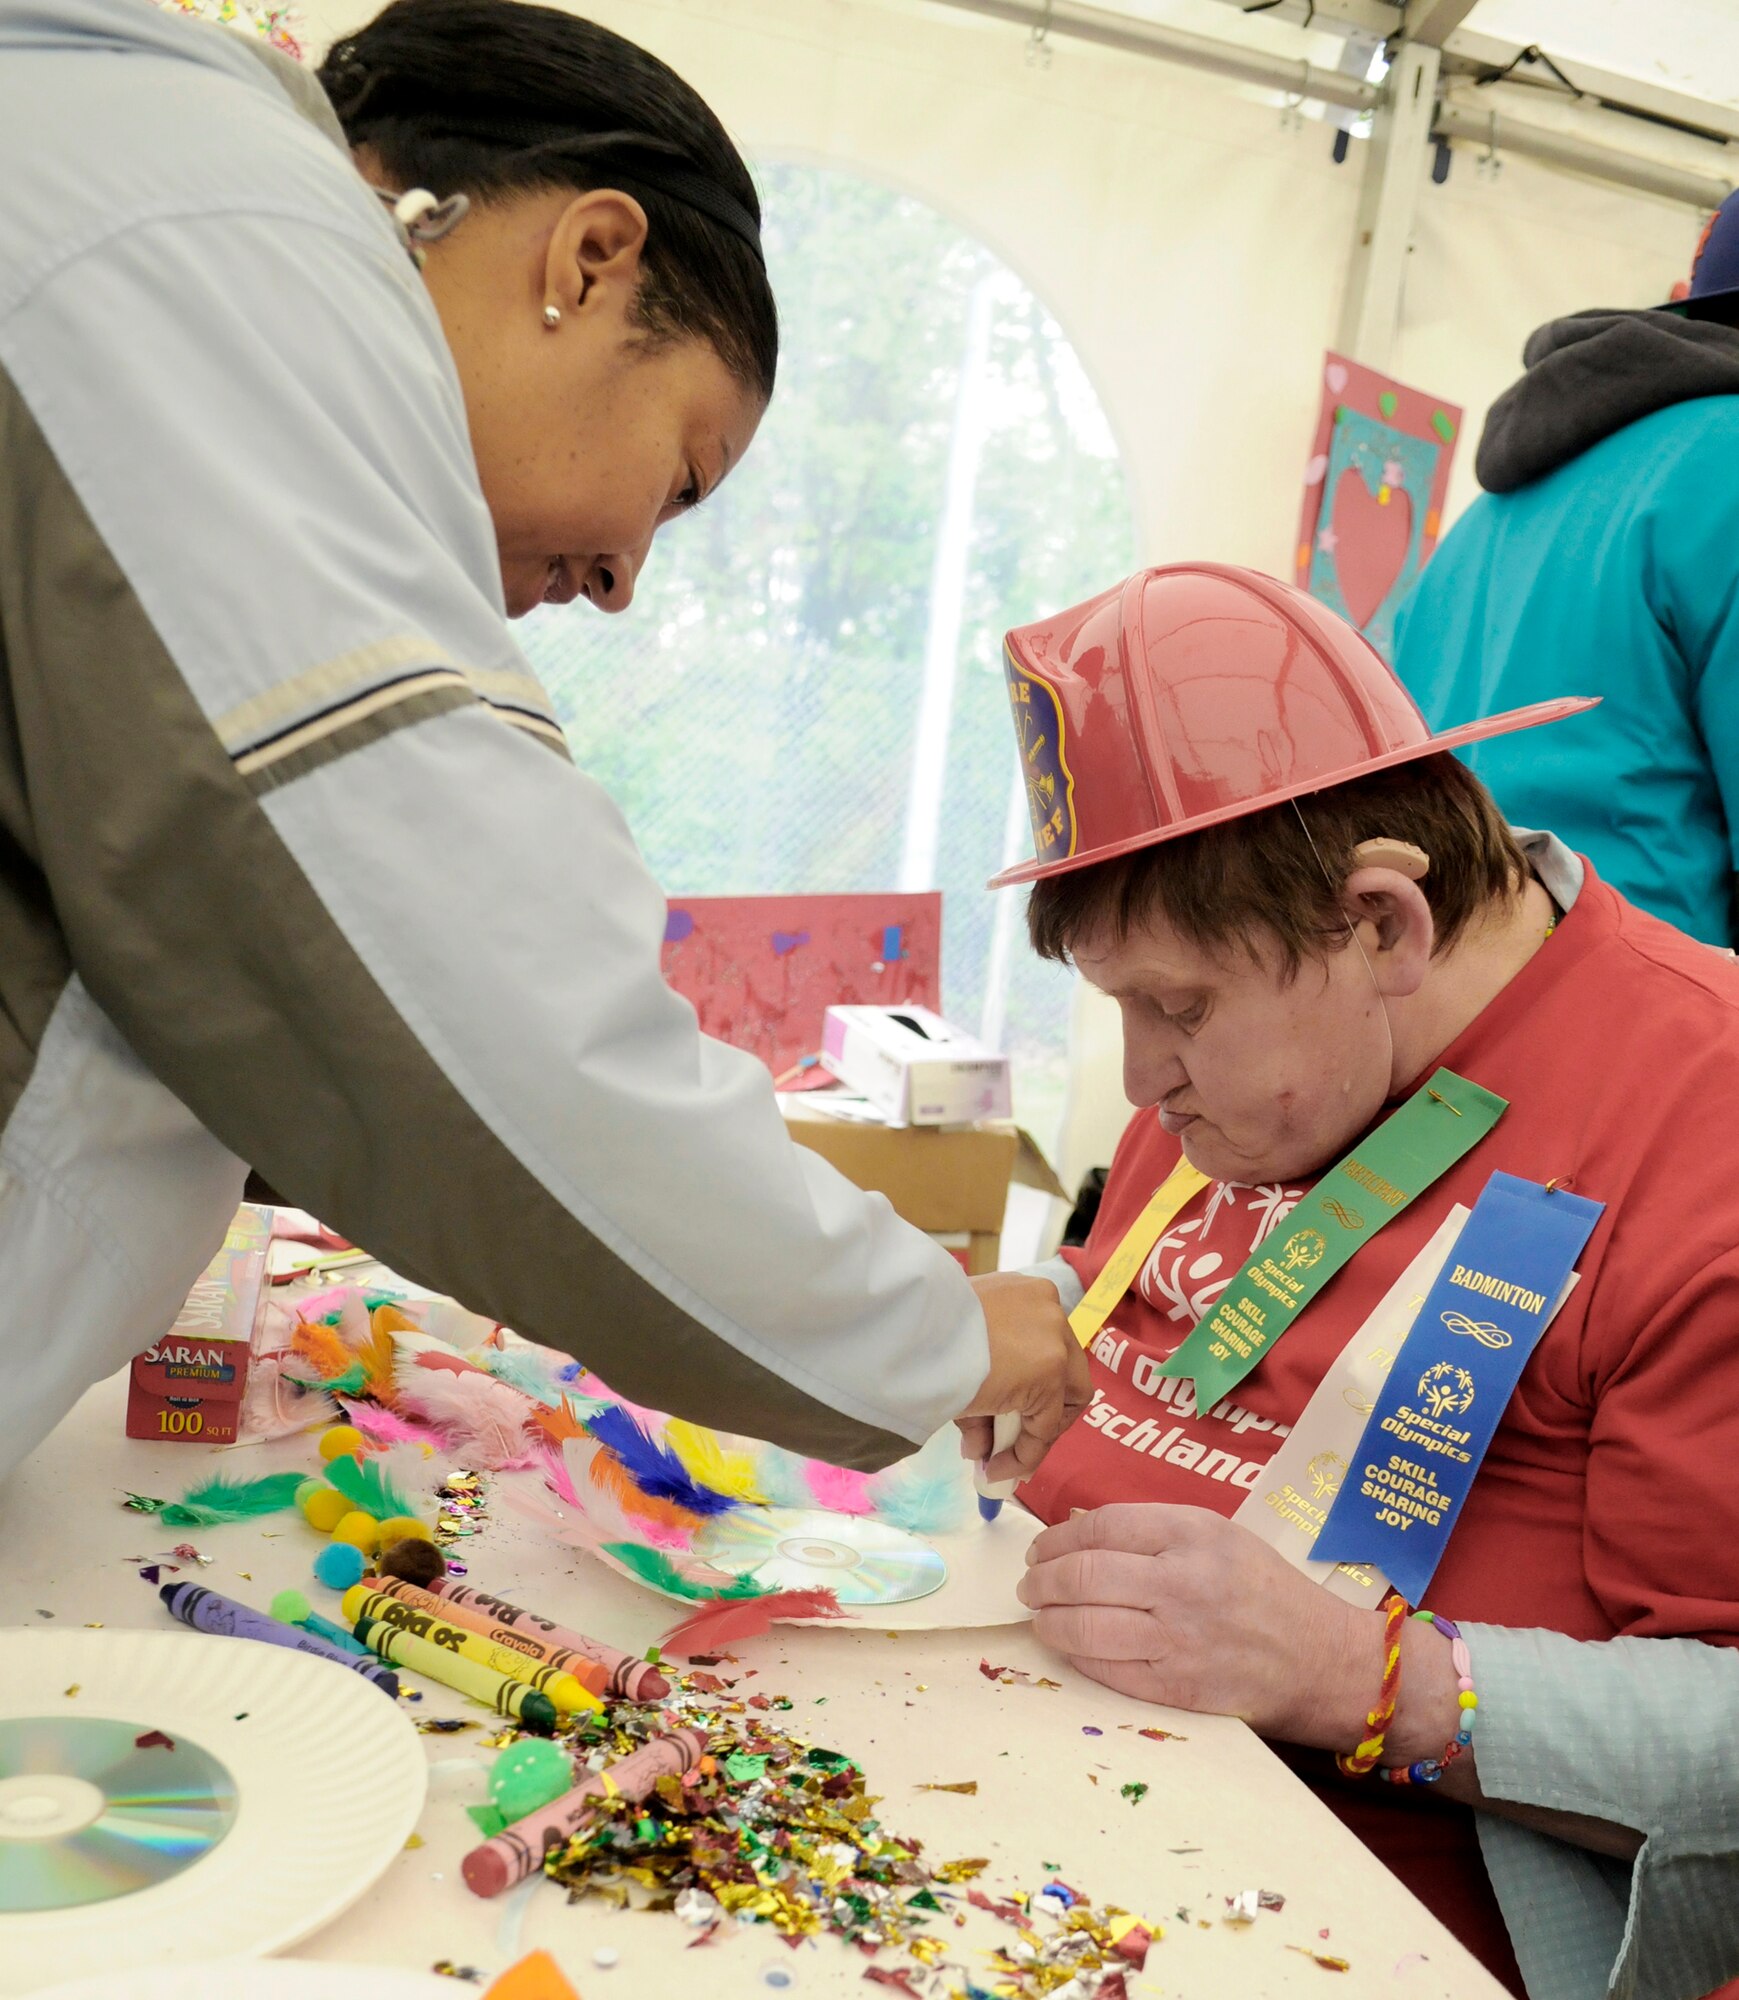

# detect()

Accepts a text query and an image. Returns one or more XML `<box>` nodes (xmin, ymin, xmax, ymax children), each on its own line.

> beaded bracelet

<box><xmin>1380</xmin><ymin>1610</ymin><xmax>1477</xmax><ymax>1786</ymax></box>
<box><xmin>1337</xmin><ymin>1592</ymin><xmax>1409</xmax><ymax>1778</ymax></box>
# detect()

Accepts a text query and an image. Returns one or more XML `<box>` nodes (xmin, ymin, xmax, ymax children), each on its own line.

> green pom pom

<box><xmin>294</xmin><ymin>1478</ymin><xmax>324</xmax><ymax>1506</ymax></box>
<box><xmin>489</xmin><ymin>1739</ymin><xmax>574</xmax><ymax>1822</ymax></box>
<box><xmin>270</xmin><ymin>1589</ymin><xmax>312</xmax><ymax>1626</ymax></box>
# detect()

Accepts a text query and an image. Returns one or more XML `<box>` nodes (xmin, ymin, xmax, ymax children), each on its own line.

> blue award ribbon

<box><xmin>1313</xmin><ymin>1172</ymin><xmax>1603</xmax><ymax>1605</ymax></box>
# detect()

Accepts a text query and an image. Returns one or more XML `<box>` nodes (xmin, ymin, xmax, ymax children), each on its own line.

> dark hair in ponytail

<box><xmin>318</xmin><ymin>0</ymin><xmax>777</xmax><ymax>399</ymax></box>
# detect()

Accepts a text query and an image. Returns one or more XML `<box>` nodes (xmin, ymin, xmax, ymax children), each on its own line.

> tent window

<box><xmin>523</xmin><ymin>164</ymin><xmax>1136</xmax><ymax>1154</ymax></box>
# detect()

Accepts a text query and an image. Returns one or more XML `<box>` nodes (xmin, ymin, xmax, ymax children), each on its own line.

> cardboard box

<box><xmin>782</xmin><ymin>1098</ymin><xmax>1064</xmax><ymax>1275</ymax></box>
<box><xmin>820</xmin><ymin>1004</ymin><xmax>1012</xmax><ymax>1126</ymax></box>
<box><xmin>126</xmin><ymin>1205</ymin><xmax>274</xmax><ymax>1444</ymax></box>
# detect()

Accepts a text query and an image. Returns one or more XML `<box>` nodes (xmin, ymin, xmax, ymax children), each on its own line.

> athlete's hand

<box><xmin>956</xmin><ymin>1273</ymin><xmax>1092</xmax><ymax>1482</ymax></box>
<box><xmin>1017</xmin><ymin>1503</ymin><xmax>1384</xmax><ymax>1745</ymax></box>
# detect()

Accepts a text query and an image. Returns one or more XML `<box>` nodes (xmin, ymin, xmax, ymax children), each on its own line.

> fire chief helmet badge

<box><xmin>988</xmin><ymin>564</ymin><xmax>1598</xmax><ymax>890</ymax></box>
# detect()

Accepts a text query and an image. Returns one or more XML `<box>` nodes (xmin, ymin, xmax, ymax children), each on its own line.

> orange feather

<box><xmin>587</xmin><ymin>1444</ymin><xmax>706</xmax><ymax>1533</ymax></box>
<box><xmin>289</xmin><ymin>1318</ymin><xmax>353</xmax><ymax>1383</ymax></box>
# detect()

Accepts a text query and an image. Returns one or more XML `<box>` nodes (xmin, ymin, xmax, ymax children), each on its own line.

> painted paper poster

<box><xmin>1295</xmin><ymin>353</ymin><xmax>1462</xmax><ymax>662</ymax></box>
<box><xmin>661</xmin><ymin>892</ymin><xmax>942</xmax><ymax>1083</ymax></box>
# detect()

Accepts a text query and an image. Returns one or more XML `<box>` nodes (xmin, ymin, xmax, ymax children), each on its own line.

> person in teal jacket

<box><xmin>1395</xmin><ymin>194</ymin><xmax>1739</xmax><ymax>948</ymax></box>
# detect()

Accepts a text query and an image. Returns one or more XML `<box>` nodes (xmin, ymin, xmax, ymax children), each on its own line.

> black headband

<box><xmin>406</xmin><ymin>111</ymin><xmax>764</xmax><ymax>266</ymax></box>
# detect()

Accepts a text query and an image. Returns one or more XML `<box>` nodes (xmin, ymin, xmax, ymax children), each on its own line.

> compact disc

<box><xmin>694</xmin><ymin>1507</ymin><xmax>947</xmax><ymax>1605</ymax></box>
<box><xmin>0</xmin><ymin>1717</ymin><xmax>237</xmax><ymax>1912</ymax></box>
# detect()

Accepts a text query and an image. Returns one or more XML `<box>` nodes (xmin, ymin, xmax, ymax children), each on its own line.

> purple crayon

<box><xmin>158</xmin><ymin>1581</ymin><xmax>399</xmax><ymax>1697</ymax></box>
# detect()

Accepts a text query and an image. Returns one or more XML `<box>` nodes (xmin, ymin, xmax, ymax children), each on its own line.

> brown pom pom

<box><xmin>377</xmin><ymin>1536</ymin><xmax>446</xmax><ymax>1586</ymax></box>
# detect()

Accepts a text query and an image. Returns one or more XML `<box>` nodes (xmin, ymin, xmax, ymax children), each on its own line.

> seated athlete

<box><xmin>1000</xmin><ymin>566</ymin><xmax>1739</xmax><ymax>2000</ymax></box>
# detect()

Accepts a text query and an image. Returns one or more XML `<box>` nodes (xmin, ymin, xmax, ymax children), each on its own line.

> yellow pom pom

<box><xmin>375</xmin><ymin>1516</ymin><xmax>433</xmax><ymax>1546</ymax></box>
<box><xmin>318</xmin><ymin>1425</ymin><xmax>365</xmax><ymax>1462</ymax></box>
<box><xmin>298</xmin><ymin>1485</ymin><xmax>351</xmax><ymax>1533</ymax></box>
<box><xmin>332</xmin><ymin>1510</ymin><xmax>381</xmax><ymax>1553</ymax></box>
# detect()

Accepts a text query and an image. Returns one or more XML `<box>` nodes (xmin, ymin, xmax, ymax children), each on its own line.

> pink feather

<box><xmin>337</xmin><ymin>1397</ymin><xmax>444</xmax><ymax>1451</ymax></box>
<box><xmin>541</xmin><ymin>1443</ymin><xmax>581</xmax><ymax>1509</ymax></box>
<box><xmin>804</xmin><ymin>1460</ymin><xmax>877</xmax><ymax>1515</ymax></box>
<box><xmin>659</xmin><ymin>1588</ymin><xmax>848</xmax><ymax>1655</ymax></box>
<box><xmin>396</xmin><ymin>1365</ymin><xmax>538</xmax><ymax>1469</ymax></box>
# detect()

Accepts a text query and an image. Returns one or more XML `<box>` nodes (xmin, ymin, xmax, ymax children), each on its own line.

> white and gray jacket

<box><xmin>0</xmin><ymin>0</ymin><xmax>987</xmax><ymax>1478</ymax></box>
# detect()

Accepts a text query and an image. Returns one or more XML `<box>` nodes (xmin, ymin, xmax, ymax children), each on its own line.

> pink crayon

<box><xmin>426</xmin><ymin>1577</ymin><xmax>670</xmax><ymax>1702</ymax></box>
<box><xmin>461</xmin><ymin>1725</ymin><xmax>707</xmax><ymax>1899</ymax></box>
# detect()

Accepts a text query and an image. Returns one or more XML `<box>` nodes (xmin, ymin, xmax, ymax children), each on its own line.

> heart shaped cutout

<box><xmin>1325</xmin><ymin>361</ymin><xmax>1349</xmax><ymax>394</ymax></box>
<box><xmin>1331</xmin><ymin>469</ymin><xmax>1413</xmax><ymax>630</ymax></box>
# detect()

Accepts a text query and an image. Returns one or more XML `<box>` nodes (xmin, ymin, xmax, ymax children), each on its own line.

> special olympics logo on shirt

<box><xmin>1279</xmin><ymin>1228</ymin><xmax>1327</xmax><ymax>1272</ymax></box>
<box><xmin>1417</xmin><ymin>1362</ymin><xmax>1476</xmax><ymax>1418</ymax></box>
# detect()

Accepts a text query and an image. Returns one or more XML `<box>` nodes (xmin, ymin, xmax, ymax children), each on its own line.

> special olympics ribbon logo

<box><xmin>1307</xmin><ymin>1451</ymin><xmax>1346</xmax><ymax>1501</ymax></box>
<box><xmin>1440</xmin><ymin>1310</ymin><xmax>1512</xmax><ymax>1349</ymax></box>
<box><xmin>1417</xmin><ymin>1362</ymin><xmax>1475</xmax><ymax>1418</ymax></box>
<box><xmin>1280</xmin><ymin>1228</ymin><xmax>1327</xmax><ymax>1272</ymax></box>
<box><xmin>1322</xmin><ymin>1198</ymin><xmax>1365</xmax><ymax>1231</ymax></box>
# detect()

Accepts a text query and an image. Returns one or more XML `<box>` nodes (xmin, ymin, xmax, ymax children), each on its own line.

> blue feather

<box><xmin>585</xmin><ymin>1404</ymin><xmax>740</xmax><ymax>1517</ymax></box>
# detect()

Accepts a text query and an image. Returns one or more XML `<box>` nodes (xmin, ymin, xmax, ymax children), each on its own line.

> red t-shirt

<box><xmin>1020</xmin><ymin>864</ymin><xmax>1739</xmax><ymax>1991</ymax></box>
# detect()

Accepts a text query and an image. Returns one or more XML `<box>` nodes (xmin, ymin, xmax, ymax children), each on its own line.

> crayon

<box><xmin>343</xmin><ymin>1586</ymin><xmax>602</xmax><ymax>1715</ymax></box>
<box><xmin>353</xmin><ymin>1614</ymin><xmax>559</xmax><ymax>1733</ymax></box>
<box><xmin>304</xmin><ymin>1609</ymin><xmax>374</xmax><ymax>1657</ymax></box>
<box><xmin>462</xmin><ymin>1725</ymin><xmax>708</xmax><ymax>1898</ymax></box>
<box><xmin>358</xmin><ymin>1577</ymin><xmax>612</xmax><ymax>1699</ymax></box>
<box><xmin>427</xmin><ymin>1577</ymin><xmax>670</xmax><ymax>1702</ymax></box>
<box><xmin>158</xmin><ymin>1581</ymin><xmax>399</xmax><ymax>1696</ymax></box>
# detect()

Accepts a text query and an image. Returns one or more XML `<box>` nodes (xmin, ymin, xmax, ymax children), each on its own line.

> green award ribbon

<box><xmin>1155</xmin><ymin>1068</ymin><xmax>1507</xmax><ymax>1412</ymax></box>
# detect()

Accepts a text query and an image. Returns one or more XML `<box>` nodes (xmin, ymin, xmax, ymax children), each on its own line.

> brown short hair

<box><xmin>1026</xmin><ymin>754</ymin><xmax>1527</xmax><ymax>976</ymax></box>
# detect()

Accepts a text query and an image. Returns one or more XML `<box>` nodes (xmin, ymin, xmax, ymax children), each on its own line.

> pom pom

<box><xmin>313</xmin><ymin>1540</ymin><xmax>367</xmax><ymax>1590</ymax></box>
<box><xmin>331</xmin><ymin>1509</ymin><xmax>380</xmax><ymax>1553</ymax></box>
<box><xmin>377</xmin><ymin>1537</ymin><xmax>446</xmax><ymax>1586</ymax></box>
<box><xmin>319</xmin><ymin>1425</ymin><xmax>365</xmax><ymax>1462</ymax></box>
<box><xmin>489</xmin><ymin>1739</ymin><xmax>574</xmax><ymax>1822</ymax></box>
<box><xmin>294</xmin><ymin>1477</ymin><xmax>325</xmax><ymax>1506</ymax></box>
<box><xmin>375</xmin><ymin>1515</ymin><xmax>432</xmax><ymax>1546</ymax></box>
<box><xmin>299</xmin><ymin>1485</ymin><xmax>351</xmax><ymax>1533</ymax></box>
<box><xmin>270</xmin><ymin>1588</ymin><xmax>312</xmax><ymax>1625</ymax></box>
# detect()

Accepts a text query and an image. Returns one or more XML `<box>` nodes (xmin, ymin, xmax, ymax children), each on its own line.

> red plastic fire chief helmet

<box><xmin>989</xmin><ymin>564</ymin><xmax>1596</xmax><ymax>889</ymax></box>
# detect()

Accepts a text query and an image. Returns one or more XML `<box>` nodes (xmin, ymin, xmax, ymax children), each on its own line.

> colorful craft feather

<box><xmin>600</xmin><ymin>1541</ymin><xmax>769</xmax><ymax>1603</ymax></box>
<box><xmin>324</xmin><ymin>1451</ymin><xmax>416</xmax><ymax>1521</ymax></box>
<box><xmin>541</xmin><ymin>1442</ymin><xmax>582</xmax><ymax>1510</ymax></box>
<box><xmin>804</xmin><ymin>1460</ymin><xmax>877</xmax><ymax>1516</ymax></box>
<box><xmin>239</xmin><ymin>1355</ymin><xmax>336</xmax><ymax>1444</ymax></box>
<box><xmin>586</xmin><ymin>1443</ymin><xmax>705</xmax><ymax>1540</ymax></box>
<box><xmin>867</xmin><ymin>1430</ymin><xmax>975</xmax><ymax>1535</ymax></box>
<box><xmin>161</xmin><ymin>1472</ymin><xmax>306</xmax><ymax>1527</ymax></box>
<box><xmin>335</xmin><ymin>1397</ymin><xmax>442</xmax><ymax>1452</ymax></box>
<box><xmin>665</xmin><ymin>1419</ymin><xmax>767</xmax><ymax>1504</ymax></box>
<box><xmin>585</xmin><ymin>1405</ymin><xmax>740</xmax><ymax>1517</ymax></box>
<box><xmin>530</xmin><ymin>1396</ymin><xmax>593</xmax><ymax>1448</ymax></box>
<box><xmin>395</xmin><ymin>1362</ymin><xmax>539</xmax><ymax>1468</ymax></box>
<box><xmin>659</xmin><ymin>1588</ymin><xmax>847</xmax><ymax>1655</ymax></box>
<box><xmin>481</xmin><ymin>1341</ymin><xmax>571</xmax><ymax>1409</ymax></box>
<box><xmin>289</xmin><ymin>1317</ymin><xmax>354</xmax><ymax>1383</ymax></box>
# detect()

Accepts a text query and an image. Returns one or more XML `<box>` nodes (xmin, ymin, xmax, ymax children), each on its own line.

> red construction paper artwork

<box><xmin>1295</xmin><ymin>352</ymin><xmax>1462</xmax><ymax>661</ymax></box>
<box><xmin>660</xmin><ymin>893</ymin><xmax>941</xmax><ymax>1083</ymax></box>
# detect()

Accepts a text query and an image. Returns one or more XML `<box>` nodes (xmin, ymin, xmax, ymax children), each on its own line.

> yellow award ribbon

<box><xmin>1066</xmin><ymin>1157</ymin><xmax>1211</xmax><ymax>1350</ymax></box>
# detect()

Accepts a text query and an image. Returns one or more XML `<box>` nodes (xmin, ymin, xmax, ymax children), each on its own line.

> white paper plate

<box><xmin>31</xmin><ymin>1964</ymin><xmax>458</xmax><ymax>2000</ymax></box>
<box><xmin>0</xmin><ymin>1629</ymin><xmax>427</xmax><ymax>1995</ymax></box>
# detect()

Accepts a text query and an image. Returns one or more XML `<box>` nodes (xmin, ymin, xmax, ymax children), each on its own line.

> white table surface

<box><xmin>1</xmin><ymin>1371</ymin><xmax>1504</xmax><ymax>1999</ymax></box>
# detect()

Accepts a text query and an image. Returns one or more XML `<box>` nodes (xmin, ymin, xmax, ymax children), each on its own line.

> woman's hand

<box><xmin>956</xmin><ymin>1274</ymin><xmax>1093</xmax><ymax>1481</ymax></box>
<box><xmin>1017</xmin><ymin>1503</ymin><xmax>1424</xmax><ymax>1748</ymax></box>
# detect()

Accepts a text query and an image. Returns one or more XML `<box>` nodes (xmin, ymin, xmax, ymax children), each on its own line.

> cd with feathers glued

<box><xmin>0</xmin><ymin>1718</ymin><xmax>237</xmax><ymax>1912</ymax></box>
<box><xmin>693</xmin><ymin>1507</ymin><xmax>946</xmax><ymax>1605</ymax></box>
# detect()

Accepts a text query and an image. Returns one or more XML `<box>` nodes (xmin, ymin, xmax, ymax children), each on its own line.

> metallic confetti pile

<box><xmin>533</xmin><ymin>1671</ymin><xmax>1153</xmax><ymax>1998</ymax></box>
<box><xmin>432</xmin><ymin>1470</ymin><xmax>489</xmax><ymax>1574</ymax></box>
